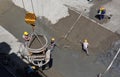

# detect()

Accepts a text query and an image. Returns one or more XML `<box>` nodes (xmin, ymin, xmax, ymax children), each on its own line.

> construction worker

<box><xmin>50</xmin><ymin>37</ymin><xmax>56</xmax><ymax>51</ymax></box>
<box><xmin>82</xmin><ymin>39</ymin><xmax>89</xmax><ymax>55</ymax></box>
<box><xmin>25</xmin><ymin>66</ymin><xmax>36</xmax><ymax>77</ymax></box>
<box><xmin>31</xmin><ymin>66</ymin><xmax>37</xmax><ymax>70</ymax></box>
<box><xmin>51</xmin><ymin>38</ymin><xmax>55</xmax><ymax>44</ymax></box>
<box><xmin>23</xmin><ymin>31</ymin><xmax>31</xmax><ymax>41</ymax></box>
<box><xmin>98</xmin><ymin>7</ymin><xmax>106</xmax><ymax>20</ymax></box>
<box><xmin>23</xmin><ymin>31</ymin><xmax>31</xmax><ymax>46</ymax></box>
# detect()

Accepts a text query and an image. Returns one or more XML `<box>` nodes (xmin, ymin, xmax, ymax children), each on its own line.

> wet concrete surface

<box><xmin>37</xmin><ymin>9</ymin><xmax>120</xmax><ymax>77</ymax></box>
<box><xmin>0</xmin><ymin>0</ymin><xmax>120</xmax><ymax>77</ymax></box>
<box><xmin>38</xmin><ymin>8</ymin><xmax>119</xmax><ymax>77</ymax></box>
<box><xmin>43</xmin><ymin>9</ymin><xmax>120</xmax><ymax>51</ymax></box>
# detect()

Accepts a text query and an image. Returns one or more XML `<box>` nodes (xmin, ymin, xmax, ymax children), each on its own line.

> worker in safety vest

<box><xmin>23</xmin><ymin>31</ymin><xmax>31</xmax><ymax>41</ymax></box>
<box><xmin>82</xmin><ymin>39</ymin><xmax>89</xmax><ymax>55</ymax></box>
<box><xmin>98</xmin><ymin>7</ymin><xmax>106</xmax><ymax>20</ymax></box>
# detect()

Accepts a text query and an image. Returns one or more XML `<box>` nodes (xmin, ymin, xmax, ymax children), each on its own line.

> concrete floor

<box><xmin>39</xmin><ymin>9</ymin><xmax>120</xmax><ymax>77</ymax></box>
<box><xmin>0</xmin><ymin>0</ymin><xmax>120</xmax><ymax>77</ymax></box>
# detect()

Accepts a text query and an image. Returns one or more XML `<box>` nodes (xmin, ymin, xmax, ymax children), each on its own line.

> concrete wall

<box><xmin>12</xmin><ymin>0</ymin><xmax>69</xmax><ymax>24</ymax></box>
<box><xmin>12</xmin><ymin>0</ymin><xmax>92</xmax><ymax>24</ymax></box>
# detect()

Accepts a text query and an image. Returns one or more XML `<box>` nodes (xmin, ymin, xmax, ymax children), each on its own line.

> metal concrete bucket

<box><xmin>27</xmin><ymin>33</ymin><xmax>48</xmax><ymax>53</ymax></box>
<box><xmin>25</xmin><ymin>13</ymin><xmax>36</xmax><ymax>25</ymax></box>
<box><xmin>26</xmin><ymin>33</ymin><xmax>51</xmax><ymax>67</ymax></box>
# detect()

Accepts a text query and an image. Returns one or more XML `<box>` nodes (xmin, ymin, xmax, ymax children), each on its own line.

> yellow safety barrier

<box><xmin>25</xmin><ymin>13</ymin><xmax>36</xmax><ymax>25</ymax></box>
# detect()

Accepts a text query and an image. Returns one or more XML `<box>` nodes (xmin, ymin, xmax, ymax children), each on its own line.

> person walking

<box><xmin>82</xmin><ymin>39</ymin><xmax>89</xmax><ymax>55</ymax></box>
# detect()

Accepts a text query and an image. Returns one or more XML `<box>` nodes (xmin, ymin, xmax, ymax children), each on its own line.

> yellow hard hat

<box><xmin>84</xmin><ymin>39</ymin><xmax>88</xmax><ymax>43</ymax></box>
<box><xmin>31</xmin><ymin>66</ymin><xmax>36</xmax><ymax>69</ymax></box>
<box><xmin>24</xmin><ymin>31</ymin><xmax>29</xmax><ymax>35</ymax></box>
<box><xmin>100</xmin><ymin>7</ymin><xmax>105</xmax><ymax>10</ymax></box>
<box><xmin>51</xmin><ymin>37</ymin><xmax>55</xmax><ymax>41</ymax></box>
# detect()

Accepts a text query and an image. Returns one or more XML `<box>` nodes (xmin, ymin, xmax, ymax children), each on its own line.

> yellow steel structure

<box><xmin>25</xmin><ymin>13</ymin><xmax>36</xmax><ymax>25</ymax></box>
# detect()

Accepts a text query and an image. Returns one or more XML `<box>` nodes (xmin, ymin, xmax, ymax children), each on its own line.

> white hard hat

<box><xmin>84</xmin><ymin>39</ymin><xmax>88</xmax><ymax>43</ymax></box>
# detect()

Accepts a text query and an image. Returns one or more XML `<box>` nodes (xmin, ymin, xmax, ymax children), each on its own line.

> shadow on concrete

<box><xmin>0</xmin><ymin>42</ymin><xmax>44</xmax><ymax>77</ymax></box>
<box><xmin>0</xmin><ymin>42</ymin><xmax>11</xmax><ymax>66</ymax></box>
<box><xmin>0</xmin><ymin>42</ymin><xmax>11</xmax><ymax>54</ymax></box>
<box><xmin>95</xmin><ymin>14</ymin><xmax>100</xmax><ymax>20</ymax></box>
<box><xmin>42</xmin><ymin>58</ymin><xmax>53</xmax><ymax>70</ymax></box>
